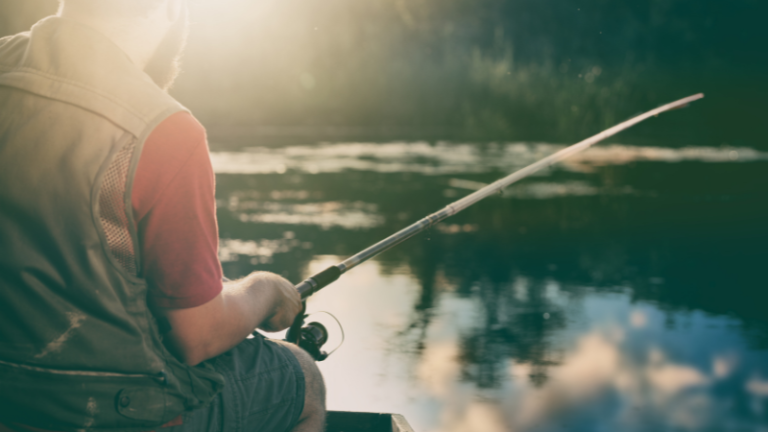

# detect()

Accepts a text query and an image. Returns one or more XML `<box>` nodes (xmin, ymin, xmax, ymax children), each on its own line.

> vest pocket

<box><xmin>0</xmin><ymin>357</ymin><xmax>185</xmax><ymax>431</ymax></box>
<box><xmin>116</xmin><ymin>387</ymin><xmax>173</xmax><ymax>423</ymax></box>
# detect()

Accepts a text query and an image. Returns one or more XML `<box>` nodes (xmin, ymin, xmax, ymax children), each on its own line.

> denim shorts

<box><xmin>165</xmin><ymin>335</ymin><xmax>305</xmax><ymax>432</ymax></box>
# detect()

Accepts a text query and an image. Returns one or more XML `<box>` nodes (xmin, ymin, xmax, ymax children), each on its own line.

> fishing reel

<box><xmin>287</xmin><ymin>318</ymin><xmax>330</xmax><ymax>361</ymax></box>
<box><xmin>285</xmin><ymin>307</ymin><xmax>344</xmax><ymax>362</ymax></box>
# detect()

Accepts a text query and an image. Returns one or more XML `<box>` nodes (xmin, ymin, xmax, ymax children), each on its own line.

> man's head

<box><xmin>58</xmin><ymin>0</ymin><xmax>189</xmax><ymax>90</ymax></box>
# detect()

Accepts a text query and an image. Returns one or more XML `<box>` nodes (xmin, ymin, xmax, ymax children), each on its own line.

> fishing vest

<box><xmin>0</xmin><ymin>17</ymin><xmax>224</xmax><ymax>431</ymax></box>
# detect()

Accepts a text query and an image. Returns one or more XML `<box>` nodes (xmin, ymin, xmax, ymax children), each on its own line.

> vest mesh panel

<box><xmin>99</xmin><ymin>140</ymin><xmax>138</xmax><ymax>275</ymax></box>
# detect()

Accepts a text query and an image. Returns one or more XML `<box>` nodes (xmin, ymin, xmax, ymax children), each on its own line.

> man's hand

<box><xmin>257</xmin><ymin>273</ymin><xmax>302</xmax><ymax>332</ymax></box>
<box><xmin>155</xmin><ymin>271</ymin><xmax>302</xmax><ymax>366</ymax></box>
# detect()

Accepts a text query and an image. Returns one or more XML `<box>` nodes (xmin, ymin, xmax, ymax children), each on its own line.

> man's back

<box><xmin>0</xmin><ymin>17</ymin><xmax>222</xmax><ymax>430</ymax></box>
<box><xmin>0</xmin><ymin>2</ymin><xmax>325</xmax><ymax>430</ymax></box>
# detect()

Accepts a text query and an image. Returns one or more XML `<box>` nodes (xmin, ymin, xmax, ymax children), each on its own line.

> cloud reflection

<box><xmin>424</xmin><ymin>329</ymin><xmax>721</xmax><ymax>431</ymax></box>
<box><xmin>747</xmin><ymin>377</ymin><xmax>768</xmax><ymax>397</ymax></box>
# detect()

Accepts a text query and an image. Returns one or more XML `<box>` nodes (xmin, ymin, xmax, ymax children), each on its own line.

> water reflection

<box><xmin>217</xmin><ymin>140</ymin><xmax>768</xmax><ymax>431</ymax></box>
<box><xmin>307</xmin><ymin>259</ymin><xmax>768</xmax><ymax>432</ymax></box>
<box><xmin>234</xmin><ymin>201</ymin><xmax>383</xmax><ymax>230</ymax></box>
<box><xmin>211</xmin><ymin>143</ymin><xmax>768</xmax><ymax>176</ymax></box>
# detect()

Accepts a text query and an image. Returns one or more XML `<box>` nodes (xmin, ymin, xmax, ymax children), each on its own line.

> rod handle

<box><xmin>296</xmin><ymin>265</ymin><xmax>342</xmax><ymax>299</ymax></box>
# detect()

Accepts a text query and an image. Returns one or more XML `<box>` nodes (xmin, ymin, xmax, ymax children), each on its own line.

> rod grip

<box><xmin>296</xmin><ymin>265</ymin><xmax>342</xmax><ymax>299</ymax></box>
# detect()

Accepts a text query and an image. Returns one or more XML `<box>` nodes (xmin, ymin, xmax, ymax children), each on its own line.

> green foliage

<box><xmin>1</xmin><ymin>0</ymin><xmax>766</xmax><ymax>145</ymax></box>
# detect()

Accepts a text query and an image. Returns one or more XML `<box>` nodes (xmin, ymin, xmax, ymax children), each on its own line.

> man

<box><xmin>0</xmin><ymin>0</ymin><xmax>325</xmax><ymax>431</ymax></box>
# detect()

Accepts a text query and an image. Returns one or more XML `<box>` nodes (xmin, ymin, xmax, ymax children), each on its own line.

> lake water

<box><xmin>213</xmin><ymin>140</ymin><xmax>768</xmax><ymax>432</ymax></box>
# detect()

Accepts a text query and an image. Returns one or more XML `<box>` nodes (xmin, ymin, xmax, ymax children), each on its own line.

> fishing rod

<box><xmin>286</xmin><ymin>93</ymin><xmax>703</xmax><ymax>358</ymax></box>
<box><xmin>294</xmin><ymin>93</ymin><xmax>703</xmax><ymax>299</ymax></box>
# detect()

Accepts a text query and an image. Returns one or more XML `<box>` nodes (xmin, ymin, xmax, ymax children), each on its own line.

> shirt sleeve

<box><xmin>132</xmin><ymin>112</ymin><xmax>223</xmax><ymax>309</ymax></box>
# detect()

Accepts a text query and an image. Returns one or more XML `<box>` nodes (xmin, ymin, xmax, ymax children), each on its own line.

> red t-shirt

<box><xmin>1</xmin><ymin>113</ymin><xmax>222</xmax><ymax>432</ymax></box>
<box><xmin>133</xmin><ymin>111</ymin><xmax>223</xmax><ymax>309</ymax></box>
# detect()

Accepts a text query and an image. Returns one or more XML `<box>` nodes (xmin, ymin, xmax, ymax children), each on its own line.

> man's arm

<box><xmin>131</xmin><ymin>113</ymin><xmax>302</xmax><ymax>365</ymax></box>
<box><xmin>157</xmin><ymin>271</ymin><xmax>302</xmax><ymax>366</ymax></box>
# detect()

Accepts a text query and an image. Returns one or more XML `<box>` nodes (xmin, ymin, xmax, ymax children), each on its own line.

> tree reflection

<box><xmin>457</xmin><ymin>277</ymin><xmax>566</xmax><ymax>388</ymax></box>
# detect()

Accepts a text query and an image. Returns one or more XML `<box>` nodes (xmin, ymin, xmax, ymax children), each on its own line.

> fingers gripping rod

<box><xmin>296</xmin><ymin>93</ymin><xmax>704</xmax><ymax>299</ymax></box>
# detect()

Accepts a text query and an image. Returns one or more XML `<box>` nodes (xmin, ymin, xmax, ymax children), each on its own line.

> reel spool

<box><xmin>286</xmin><ymin>309</ymin><xmax>344</xmax><ymax>362</ymax></box>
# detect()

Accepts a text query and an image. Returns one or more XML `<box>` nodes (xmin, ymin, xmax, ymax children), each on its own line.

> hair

<box><xmin>57</xmin><ymin>0</ymin><xmax>189</xmax><ymax>91</ymax></box>
<box><xmin>144</xmin><ymin>5</ymin><xmax>189</xmax><ymax>90</ymax></box>
<box><xmin>58</xmin><ymin>0</ymin><xmax>165</xmax><ymax>19</ymax></box>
